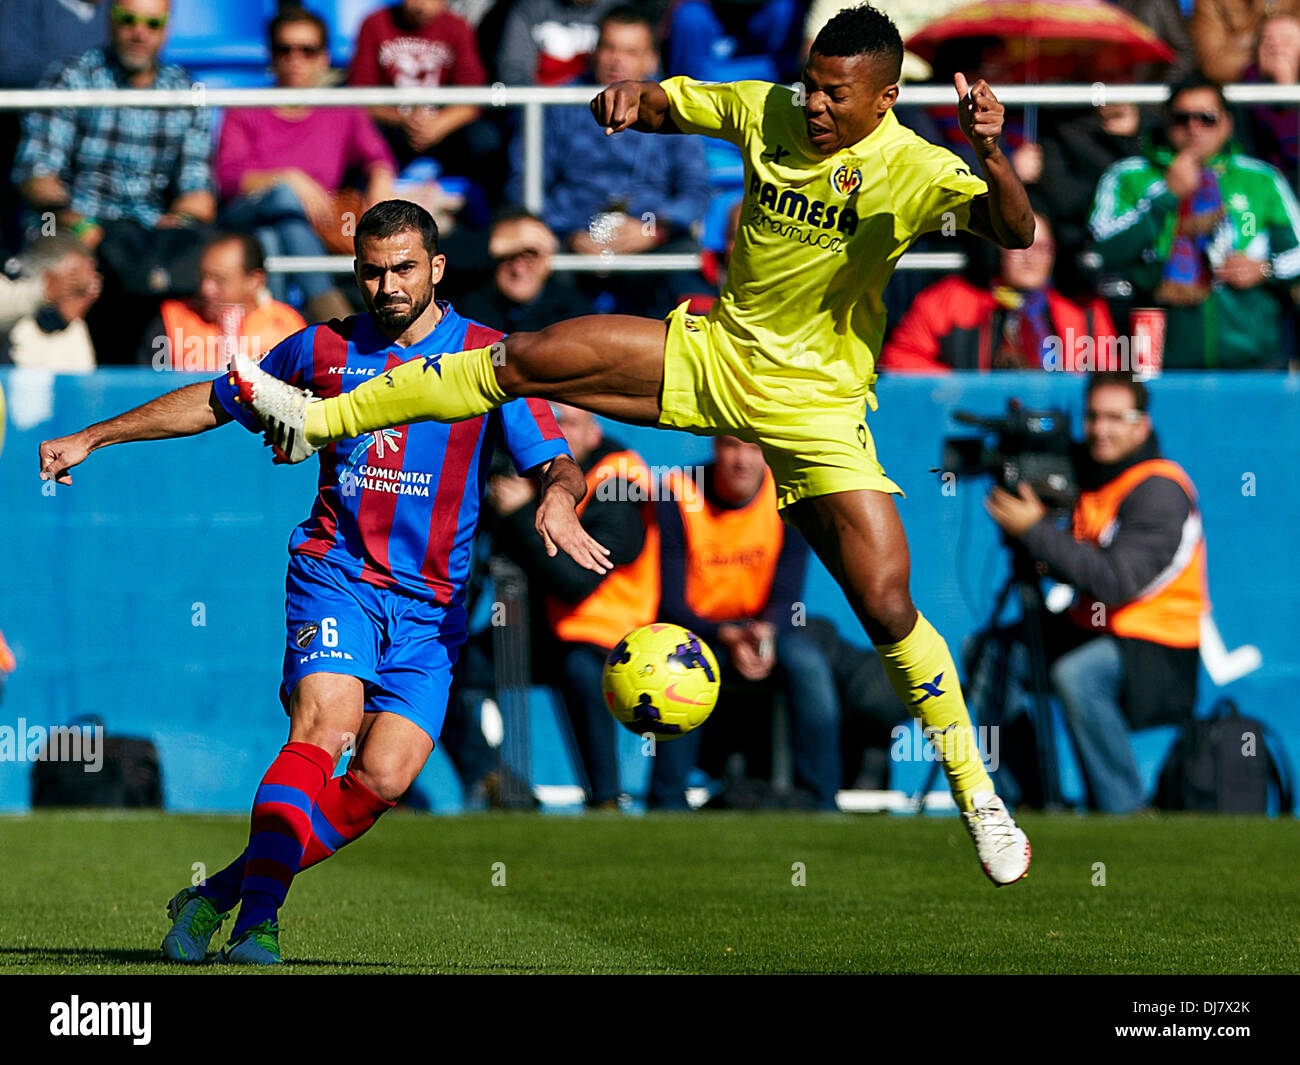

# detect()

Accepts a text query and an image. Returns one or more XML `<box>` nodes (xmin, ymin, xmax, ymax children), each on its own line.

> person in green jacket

<box><xmin>1089</xmin><ymin>74</ymin><xmax>1300</xmax><ymax>369</ymax></box>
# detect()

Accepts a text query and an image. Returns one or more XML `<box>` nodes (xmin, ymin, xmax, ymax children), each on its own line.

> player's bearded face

<box><xmin>357</xmin><ymin>234</ymin><xmax>437</xmax><ymax>333</ymax></box>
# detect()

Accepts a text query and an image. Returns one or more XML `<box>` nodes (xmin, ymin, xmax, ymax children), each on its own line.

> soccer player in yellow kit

<box><xmin>234</xmin><ymin>5</ymin><xmax>1036</xmax><ymax>884</ymax></box>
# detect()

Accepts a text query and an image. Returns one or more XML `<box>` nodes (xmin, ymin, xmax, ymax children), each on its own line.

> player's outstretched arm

<box><xmin>528</xmin><ymin>455</ymin><xmax>614</xmax><ymax>574</ymax></box>
<box><xmin>590</xmin><ymin>80</ymin><xmax>680</xmax><ymax>136</ymax></box>
<box><xmin>954</xmin><ymin>72</ymin><xmax>1035</xmax><ymax>250</ymax></box>
<box><xmin>38</xmin><ymin>381</ymin><xmax>232</xmax><ymax>485</ymax></box>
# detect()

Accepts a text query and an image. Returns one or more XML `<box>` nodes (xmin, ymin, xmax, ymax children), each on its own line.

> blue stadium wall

<box><xmin>0</xmin><ymin>369</ymin><xmax>1295</xmax><ymax>813</ymax></box>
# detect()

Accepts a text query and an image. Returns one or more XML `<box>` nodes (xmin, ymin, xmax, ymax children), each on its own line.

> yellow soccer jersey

<box><xmin>661</xmin><ymin>76</ymin><xmax>988</xmax><ymax>406</ymax></box>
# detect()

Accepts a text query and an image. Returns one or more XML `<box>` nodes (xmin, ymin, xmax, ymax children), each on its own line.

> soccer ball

<box><xmin>602</xmin><ymin>623</ymin><xmax>721</xmax><ymax>739</ymax></box>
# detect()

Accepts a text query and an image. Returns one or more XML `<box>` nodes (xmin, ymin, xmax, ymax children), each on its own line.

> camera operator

<box><xmin>985</xmin><ymin>372</ymin><xmax>1208</xmax><ymax>813</ymax></box>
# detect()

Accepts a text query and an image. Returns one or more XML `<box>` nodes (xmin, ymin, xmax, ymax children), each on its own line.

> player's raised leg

<box><xmin>232</xmin><ymin>315</ymin><xmax>669</xmax><ymax>462</ymax></box>
<box><xmin>784</xmin><ymin>489</ymin><xmax>1031</xmax><ymax>886</ymax></box>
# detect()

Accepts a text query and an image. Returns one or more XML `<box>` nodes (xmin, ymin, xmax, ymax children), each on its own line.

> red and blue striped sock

<box><xmin>195</xmin><ymin>851</ymin><xmax>246</xmax><ymax>914</ymax></box>
<box><xmin>196</xmin><ymin>769</ymin><xmax>393</xmax><ymax>913</ymax></box>
<box><xmin>298</xmin><ymin>769</ymin><xmax>395</xmax><ymax>870</ymax></box>
<box><xmin>230</xmin><ymin>741</ymin><xmax>334</xmax><ymax>938</ymax></box>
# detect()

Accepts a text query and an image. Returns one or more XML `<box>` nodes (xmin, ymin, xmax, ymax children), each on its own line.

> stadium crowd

<box><xmin>0</xmin><ymin>0</ymin><xmax>1282</xmax><ymax>809</ymax></box>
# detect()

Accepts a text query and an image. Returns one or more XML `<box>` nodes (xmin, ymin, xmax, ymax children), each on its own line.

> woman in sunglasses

<box><xmin>215</xmin><ymin>7</ymin><xmax>396</xmax><ymax>323</ymax></box>
<box><xmin>1088</xmin><ymin>74</ymin><xmax>1300</xmax><ymax>369</ymax></box>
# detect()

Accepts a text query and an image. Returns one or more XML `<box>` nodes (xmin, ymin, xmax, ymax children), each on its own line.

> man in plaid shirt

<box><xmin>12</xmin><ymin>0</ymin><xmax>215</xmax><ymax>361</ymax></box>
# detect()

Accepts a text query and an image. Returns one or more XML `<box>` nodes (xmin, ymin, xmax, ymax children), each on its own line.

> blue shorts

<box><xmin>281</xmin><ymin>553</ymin><xmax>468</xmax><ymax>743</ymax></box>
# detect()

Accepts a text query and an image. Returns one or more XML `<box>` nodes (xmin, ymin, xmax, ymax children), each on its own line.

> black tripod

<box><xmin>914</xmin><ymin>540</ymin><xmax>1064</xmax><ymax>812</ymax></box>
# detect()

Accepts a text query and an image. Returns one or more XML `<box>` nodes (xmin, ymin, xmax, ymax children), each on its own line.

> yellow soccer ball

<box><xmin>601</xmin><ymin>623</ymin><xmax>721</xmax><ymax>739</ymax></box>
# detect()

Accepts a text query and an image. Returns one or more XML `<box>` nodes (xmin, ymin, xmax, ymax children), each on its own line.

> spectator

<box><xmin>12</xmin><ymin>0</ymin><xmax>216</xmax><ymax>363</ymax></box>
<box><xmin>497</xmin><ymin>0</ymin><xmax>619</xmax><ymax>85</ymax></box>
<box><xmin>881</xmin><ymin>211</ymin><xmax>1118</xmax><ymax>372</ymax></box>
<box><xmin>216</xmin><ymin>6</ymin><xmax>395</xmax><ymax>323</ymax></box>
<box><xmin>508</xmin><ymin>6</ymin><xmax>711</xmax><ymax>314</ymax></box>
<box><xmin>667</xmin><ymin>0</ymin><xmax>804</xmax><ymax>83</ymax></box>
<box><xmin>136</xmin><ymin>233</ymin><xmax>306</xmax><ymax>372</ymax></box>
<box><xmin>1089</xmin><ymin>75</ymin><xmax>1300</xmax><ymax>369</ymax></box>
<box><xmin>1031</xmin><ymin>102</ymin><xmax>1162</xmax><ymax>265</ymax></box>
<box><xmin>349</xmin><ymin>0</ymin><xmax>501</xmax><ymax>187</ymax></box>
<box><xmin>1191</xmin><ymin>0</ymin><xmax>1300</xmax><ymax>85</ymax></box>
<box><xmin>986</xmin><ymin>373</ymin><xmax>1206</xmax><ymax>814</ymax></box>
<box><xmin>0</xmin><ymin>0</ymin><xmax>113</xmax><ymax>255</ymax></box>
<box><xmin>491</xmin><ymin>403</ymin><xmax>660</xmax><ymax>809</ymax></box>
<box><xmin>652</xmin><ymin>437</ymin><xmax>841</xmax><ymax>811</ymax></box>
<box><xmin>1240</xmin><ymin>15</ymin><xmax>1300</xmax><ymax>187</ymax></box>
<box><xmin>0</xmin><ymin>236</ymin><xmax>101</xmax><ymax>372</ymax></box>
<box><xmin>456</xmin><ymin>209</ymin><xmax>591</xmax><ymax>331</ymax></box>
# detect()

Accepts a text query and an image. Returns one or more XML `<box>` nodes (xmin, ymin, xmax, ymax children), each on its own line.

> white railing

<box><xmin>4</xmin><ymin>81</ymin><xmax>1293</xmax><ymax>275</ymax></box>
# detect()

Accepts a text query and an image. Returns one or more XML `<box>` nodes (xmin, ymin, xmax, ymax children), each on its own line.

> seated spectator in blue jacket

<box><xmin>508</xmin><ymin>6</ymin><xmax>711</xmax><ymax>314</ymax></box>
<box><xmin>652</xmin><ymin>437</ymin><xmax>842</xmax><ymax>811</ymax></box>
<box><xmin>666</xmin><ymin>0</ymin><xmax>804</xmax><ymax>83</ymax></box>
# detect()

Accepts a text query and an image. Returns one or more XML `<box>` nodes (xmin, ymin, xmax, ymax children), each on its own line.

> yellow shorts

<box><xmin>658</xmin><ymin>302</ymin><xmax>902</xmax><ymax>510</ymax></box>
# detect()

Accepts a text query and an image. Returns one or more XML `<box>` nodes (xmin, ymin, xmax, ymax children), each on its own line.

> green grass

<box><xmin>0</xmin><ymin>810</ymin><xmax>1296</xmax><ymax>974</ymax></box>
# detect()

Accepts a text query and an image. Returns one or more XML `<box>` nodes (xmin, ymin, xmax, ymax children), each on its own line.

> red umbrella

<box><xmin>905</xmin><ymin>0</ymin><xmax>1176</xmax><ymax>84</ymax></box>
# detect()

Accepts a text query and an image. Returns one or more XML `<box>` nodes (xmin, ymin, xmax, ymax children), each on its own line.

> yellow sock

<box><xmin>304</xmin><ymin>343</ymin><xmax>509</xmax><ymax>446</ymax></box>
<box><xmin>876</xmin><ymin>612</ymin><xmax>994</xmax><ymax>811</ymax></box>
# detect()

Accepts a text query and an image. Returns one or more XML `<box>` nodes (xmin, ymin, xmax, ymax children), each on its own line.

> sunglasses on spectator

<box><xmin>272</xmin><ymin>42</ymin><xmax>326</xmax><ymax>58</ymax></box>
<box><xmin>111</xmin><ymin>8</ymin><xmax>168</xmax><ymax>30</ymax></box>
<box><xmin>1170</xmin><ymin>110</ymin><xmax>1221</xmax><ymax>127</ymax></box>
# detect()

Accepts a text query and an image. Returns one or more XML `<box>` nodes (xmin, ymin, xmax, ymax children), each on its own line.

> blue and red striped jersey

<box><xmin>213</xmin><ymin>304</ymin><xmax>570</xmax><ymax>606</ymax></box>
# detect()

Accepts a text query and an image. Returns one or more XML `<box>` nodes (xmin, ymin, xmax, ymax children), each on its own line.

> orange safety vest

<box><xmin>664</xmin><ymin>466</ymin><xmax>783</xmax><ymax>621</ymax></box>
<box><xmin>1068</xmin><ymin>459</ymin><xmax>1208</xmax><ymax>648</ymax></box>
<box><xmin>546</xmin><ymin>449</ymin><xmax>661</xmax><ymax>649</ymax></box>
<box><xmin>159</xmin><ymin>299</ymin><xmax>306</xmax><ymax>372</ymax></box>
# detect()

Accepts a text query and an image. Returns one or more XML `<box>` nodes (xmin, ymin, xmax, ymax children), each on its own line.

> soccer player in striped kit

<box><xmin>37</xmin><ymin>200</ymin><xmax>606</xmax><ymax>963</ymax></box>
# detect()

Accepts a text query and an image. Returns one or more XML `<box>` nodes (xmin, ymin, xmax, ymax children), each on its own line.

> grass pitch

<box><xmin>1</xmin><ymin>810</ymin><xmax>1296</xmax><ymax>974</ymax></box>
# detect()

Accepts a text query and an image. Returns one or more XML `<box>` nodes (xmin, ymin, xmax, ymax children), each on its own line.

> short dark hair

<box><xmin>491</xmin><ymin>205</ymin><xmax>547</xmax><ymax>230</ymax></box>
<box><xmin>599</xmin><ymin>4</ymin><xmax>654</xmax><ymax>41</ymax></box>
<box><xmin>1086</xmin><ymin>371</ymin><xmax>1150</xmax><ymax>413</ymax></box>
<box><xmin>207</xmin><ymin>231</ymin><xmax>266</xmax><ymax>274</ymax></box>
<box><xmin>268</xmin><ymin>5</ymin><xmax>329</xmax><ymax>49</ymax></box>
<box><xmin>810</xmin><ymin>4</ymin><xmax>903</xmax><ymax>83</ymax></box>
<box><xmin>1166</xmin><ymin>72</ymin><xmax>1228</xmax><ymax>116</ymax></box>
<box><xmin>354</xmin><ymin>200</ymin><xmax>440</xmax><ymax>258</ymax></box>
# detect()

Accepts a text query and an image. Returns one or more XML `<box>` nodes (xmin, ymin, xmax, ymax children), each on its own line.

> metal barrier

<box><xmin>4</xmin><ymin>81</ymin><xmax>1296</xmax><ymax>274</ymax></box>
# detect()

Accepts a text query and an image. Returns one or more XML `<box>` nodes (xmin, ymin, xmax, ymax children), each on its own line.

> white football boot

<box><xmin>229</xmin><ymin>349</ymin><xmax>319</xmax><ymax>464</ymax></box>
<box><xmin>962</xmin><ymin>790</ymin><xmax>1031</xmax><ymax>886</ymax></box>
